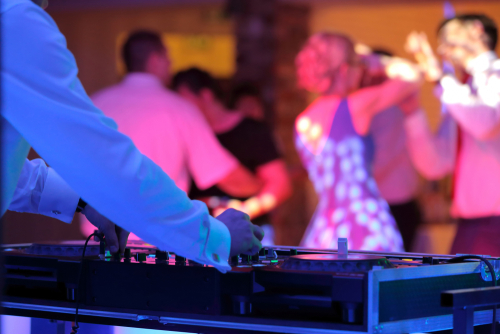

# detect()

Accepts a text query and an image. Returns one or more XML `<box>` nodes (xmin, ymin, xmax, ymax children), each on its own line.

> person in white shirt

<box><xmin>79</xmin><ymin>31</ymin><xmax>263</xmax><ymax>238</ymax></box>
<box><xmin>404</xmin><ymin>14</ymin><xmax>500</xmax><ymax>256</ymax></box>
<box><xmin>1</xmin><ymin>0</ymin><xmax>264</xmax><ymax>273</ymax></box>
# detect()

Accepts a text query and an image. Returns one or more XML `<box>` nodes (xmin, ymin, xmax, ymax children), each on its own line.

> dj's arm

<box><xmin>2</xmin><ymin>2</ymin><xmax>238</xmax><ymax>272</ymax></box>
<box><xmin>8</xmin><ymin>158</ymin><xmax>79</xmax><ymax>223</ymax></box>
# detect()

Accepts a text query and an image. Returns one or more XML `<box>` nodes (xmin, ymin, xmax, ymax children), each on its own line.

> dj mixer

<box><xmin>1</xmin><ymin>239</ymin><xmax>500</xmax><ymax>333</ymax></box>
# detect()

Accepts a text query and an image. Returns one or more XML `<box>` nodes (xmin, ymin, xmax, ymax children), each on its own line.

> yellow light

<box><xmin>354</xmin><ymin>43</ymin><xmax>371</xmax><ymax>56</ymax></box>
<box><xmin>243</xmin><ymin>197</ymin><xmax>261</xmax><ymax>217</ymax></box>
<box><xmin>260</xmin><ymin>194</ymin><xmax>277</xmax><ymax>211</ymax></box>
<box><xmin>227</xmin><ymin>199</ymin><xmax>243</xmax><ymax>211</ymax></box>
<box><xmin>297</xmin><ymin>117</ymin><xmax>311</xmax><ymax>133</ymax></box>
<box><xmin>309</xmin><ymin>124</ymin><xmax>322</xmax><ymax>140</ymax></box>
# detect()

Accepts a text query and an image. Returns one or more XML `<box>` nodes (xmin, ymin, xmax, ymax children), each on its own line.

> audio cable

<box><xmin>71</xmin><ymin>231</ymin><xmax>103</xmax><ymax>334</ymax></box>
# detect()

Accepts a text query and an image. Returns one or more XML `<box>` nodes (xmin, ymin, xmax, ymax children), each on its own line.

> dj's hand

<box><xmin>82</xmin><ymin>205</ymin><xmax>129</xmax><ymax>255</ymax></box>
<box><xmin>215</xmin><ymin>208</ymin><xmax>264</xmax><ymax>257</ymax></box>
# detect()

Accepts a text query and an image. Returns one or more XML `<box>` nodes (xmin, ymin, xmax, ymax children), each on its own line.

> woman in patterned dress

<box><xmin>295</xmin><ymin>32</ymin><xmax>422</xmax><ymax>251</ymax></box>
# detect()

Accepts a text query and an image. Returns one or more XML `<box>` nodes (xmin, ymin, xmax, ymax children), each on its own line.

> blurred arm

<box><xmin>404</xmin><ymin>109</ymin><xmax>456</xmax><ymax>179</ymax></box>
<box><xmin>240</xmin><ymin>159</ymin><xmax>292</xmax><ymax>219</ymax></box>
<box><xmin>349</xmin><ymin>59</ymin><xmax>423</xmax><ymax>135</ymax></box>
<box><xmin>216</xmin><ymin>165</ymin><xmax>263</xmax><ymax>198</ymax></box>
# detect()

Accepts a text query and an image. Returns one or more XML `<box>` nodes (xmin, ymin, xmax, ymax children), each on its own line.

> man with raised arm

<box><xmin>404</xmin><ymin>14</ymin><xmax>500</xmax><ymax>256</ymax></box>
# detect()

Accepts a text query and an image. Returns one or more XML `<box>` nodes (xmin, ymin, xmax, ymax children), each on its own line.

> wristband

<box><xmin>76</xmin><ymin>198</ymin><xmax>87</xmax><ymax>213</ymax></box>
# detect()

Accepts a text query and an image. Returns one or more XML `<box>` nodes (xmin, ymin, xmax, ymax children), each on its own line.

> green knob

<box><xmin>138</xmin><ymin>253</ymin><xmax>147</xmax><ymax>262</ymax></box>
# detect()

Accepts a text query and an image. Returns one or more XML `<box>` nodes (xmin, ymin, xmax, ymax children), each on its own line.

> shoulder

<box><xmin>162</xmin><ymin>90</ymin><xmax>208</xmax><ymax>120</ymax></box>
<box><xmin>3</xmin><ymin>0</ymin><xmax>59</xmax><ymax>36</ymax></box>
<box><xmin>295</xmin><ymin>96</ymin><xmax>340</xmax><ymax>130</ymax></box>
<box><xmin>1</xmin><ymin>0</ymin><xmax>32</xmax><ymax>13</ymax></box>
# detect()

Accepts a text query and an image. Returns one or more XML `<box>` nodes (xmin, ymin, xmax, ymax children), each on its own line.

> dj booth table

<box><xmin>2</xmin><ymin>241</ymin><xmax>500</xmax><ymax>333</ymax></box>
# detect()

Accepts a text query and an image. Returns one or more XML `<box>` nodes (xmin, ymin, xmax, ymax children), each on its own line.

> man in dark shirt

<box><xmin>172</xmin><ymin>68</ymin><xmax>292</xmax><ymax>244</ymax></box>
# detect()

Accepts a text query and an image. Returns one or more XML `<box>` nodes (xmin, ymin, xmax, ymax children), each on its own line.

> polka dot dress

<box><xmin>295</xmin><ymin>99</ymin><xmax>404</xmax><ymax>252</ymax></box>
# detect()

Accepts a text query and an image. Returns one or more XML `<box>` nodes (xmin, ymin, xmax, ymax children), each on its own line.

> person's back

<box><xmin>92</xmin><ymin>73</ymin><xmax>209</xmax><ymax>192</ymax></box>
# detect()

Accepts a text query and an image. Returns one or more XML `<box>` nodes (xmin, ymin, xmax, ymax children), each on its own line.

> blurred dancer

<box><xmin>80</xmin><ymin>31</ymin><xmax>262</xmax><ymax>238</ymax></box>
<box><xmin>405</xmin><ymin>14</ymin><xmax>500</xmax><ymax>256</ymax></box>
<box><xmin>173</xmin><ymin>68</ymin><xmax>292</xmax><ymax>245</ymax></box>
<box><xmin>295</xmin><ymin>32</ymin><xmax>421</xmax><ymax>251</ymax></box>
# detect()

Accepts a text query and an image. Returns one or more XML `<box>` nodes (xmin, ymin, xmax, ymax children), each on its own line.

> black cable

<box><xmin>71</xmin><ymin>232</ymin><xmax>102</xmax><ymax>334</ymax></box>
<box><xmin>447</xmin><ymin>255</ymin><xmax>497</xmax><ymax>334</ymax></box>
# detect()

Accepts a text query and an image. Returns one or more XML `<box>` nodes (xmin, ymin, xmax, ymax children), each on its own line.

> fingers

<box><xmin>115</xmin><ymin>225</ymin><xmax>130</xmax><ymax>255</ymax></box>
<box><xmin>244</xmin><ymin>225</ymin><xmax>263</xmax><ymax>255</ymax></box>
<box><xmin>242</xmin><ymin>234</ymin><xmax>262</xmax><ymax>255</ymax></box>
<box><xmin>98</xmin><ymin>221</ymin><xmax>119</xmax><ymax>253</ymax></box>
<box><xmin>252</xmin><ymin>224</ymin><xmax>265</xmax><ymax>241</ymax></box>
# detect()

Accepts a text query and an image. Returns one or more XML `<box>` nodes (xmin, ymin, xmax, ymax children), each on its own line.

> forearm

<box><xmin>240</xmin><ymin>160</ymin><xmax>292</xmax><ymax>219</ymax></box>
<box><xmin>217</xmin><ymin>165</ymin><xmax>263</xmax><ymax>198</ymax></box>
<box><xmin>350</xmin><ymin>67</ymin><xmax>422</xmax><ymax>136</ymax></box>
<box><xmin>404</xmin><ymin>110</ymin><xmax>455</xmax><ymax>179</ymax></box>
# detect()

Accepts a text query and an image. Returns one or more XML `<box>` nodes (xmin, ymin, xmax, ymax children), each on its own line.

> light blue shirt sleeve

<box><xmin>1</xmin><ymin>0</ymin><xmax>231</xmax><ymax>272</ymax></box>
<box><xmin>8</xmin><ymin>159</ymin><xmax>80</xmax><ymax>223</ymax></box>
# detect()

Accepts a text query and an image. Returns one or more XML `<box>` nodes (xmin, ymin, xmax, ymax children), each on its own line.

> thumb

<box><xmin>98</xmin><ymin>222</ymin><xmax>119</xmax><ymax>253</ymax></box>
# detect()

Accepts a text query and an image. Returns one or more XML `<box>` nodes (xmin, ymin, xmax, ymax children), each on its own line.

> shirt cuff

<box><xmin>440</xmin><ymin>75</ymin><xmax>470</xmax><ymax>105</ymax></box>
<box><xmin>204</xmin><ymin>216</ymin><xmax>231</xmax><ymax>273</ymax></box>
<box><xmin>404</xmin><ymin>108</ymin><xmax>428</xmax><ymax>138</ymax></box>
<box><xmin>38</xmin><ymin>168</ymin><xmax>79</xmax><ymax>223</ymax></box>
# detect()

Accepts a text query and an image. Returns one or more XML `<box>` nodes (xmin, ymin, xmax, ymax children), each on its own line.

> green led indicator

<box><xmin>105</xmin><ymin>250</ymin><xmax>111</xmax><ymax>257</ymax></box>
<box><xmin>271</xmin><ymin>259</ymin><xmax>278</xmax><ymax>263</ymax></box>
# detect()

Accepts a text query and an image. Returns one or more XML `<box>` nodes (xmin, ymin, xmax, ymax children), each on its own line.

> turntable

<box><xmin>2</xmin><ymin>238</ymin><xmax>500</xmax><ymax>333</ymax></box>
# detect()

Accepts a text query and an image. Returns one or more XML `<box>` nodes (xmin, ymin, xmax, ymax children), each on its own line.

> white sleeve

<box><xmin>440</xmin><ymin>73</ymin><xmax>500</xmax><ymax>140</ymax></box>
<box><xmin>2</xmin><ymin>2</ymin><xmax>230</xmax><ymax>272</ymax></box>
<box><xmin>8</xmin><ymin>159</ymin><xmax>79</xmax><ymax>223</ymax></box>
<box><xmin>404</xmin><ymin>109</ymin><xmax>456</xmax><ymax>179</ymax></box>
